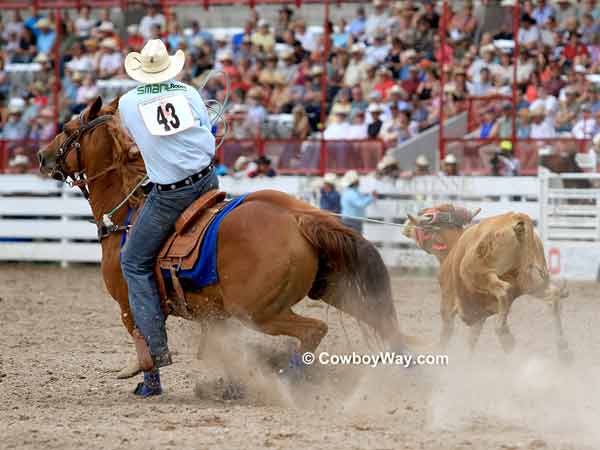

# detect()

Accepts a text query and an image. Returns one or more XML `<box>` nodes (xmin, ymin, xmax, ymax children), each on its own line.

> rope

<box><xmin>104</xmin><ymin>174</ymin><xmax>148</xmax><ymax>219</ymax></box>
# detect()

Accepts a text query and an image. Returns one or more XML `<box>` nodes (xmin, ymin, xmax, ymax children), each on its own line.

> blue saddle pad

<box><xmin>161</xmin><ymin>193</ymin><xmax>249</xmax><ymax>291</ymax></box>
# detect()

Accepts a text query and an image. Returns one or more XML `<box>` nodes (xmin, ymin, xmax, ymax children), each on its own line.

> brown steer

<box><xmin>404</xmin><ymin>204</ymin><xmax>571</xmax><ymax>361</ymax></box>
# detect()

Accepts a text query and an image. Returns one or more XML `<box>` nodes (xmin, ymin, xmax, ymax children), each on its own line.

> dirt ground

<box><xmin>1</xmin><ymin>264</ymin><xmax>600</xmax><ymax>450</ymax></box>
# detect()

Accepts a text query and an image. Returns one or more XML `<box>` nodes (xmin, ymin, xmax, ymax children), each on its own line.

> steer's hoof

<box><xmin>133</xmin><ymin>382</ymin><xmax>162</xmax><ymax>397</ymax></box>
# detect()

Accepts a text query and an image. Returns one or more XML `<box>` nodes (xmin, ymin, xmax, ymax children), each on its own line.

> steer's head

<box><xmin>403</xmin><ymin>204</ymin><xmax>481</xmax><ymax>261</ymax></box>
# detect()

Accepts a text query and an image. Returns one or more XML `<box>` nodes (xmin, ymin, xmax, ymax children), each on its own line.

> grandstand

<box><xmin>1</xmin><ymin>0</ymin><xmax>600</xmax><ymax>278</ymax></box>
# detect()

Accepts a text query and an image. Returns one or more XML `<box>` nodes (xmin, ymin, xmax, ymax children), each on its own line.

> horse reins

<box><xmin>53</xmin><ymin>111</ymin><xmax>147</xmax><ymax>240</ymax></box>
<box><xmin>52</xmin><ymin>111</ymin><xmax>114</xmax><ymax>199</ymax></box>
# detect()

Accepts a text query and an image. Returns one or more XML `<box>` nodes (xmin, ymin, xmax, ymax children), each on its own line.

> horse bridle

<box><xmin>52</xmin><ymin>111</ymin><xmax>113</xmax><ymax>199</ymax></box>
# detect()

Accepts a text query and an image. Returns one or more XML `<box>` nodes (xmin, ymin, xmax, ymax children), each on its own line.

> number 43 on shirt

<box><xmin>138</xmin><ymin>94</ymin><xmax>195</xmax><ymax>136</ymax></box>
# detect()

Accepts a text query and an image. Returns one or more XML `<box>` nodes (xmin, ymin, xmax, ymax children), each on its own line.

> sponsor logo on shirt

<box><xmin>136</xmin><ymin>82</ymin><xmax>186</xmax><ymax>95</ymax></box>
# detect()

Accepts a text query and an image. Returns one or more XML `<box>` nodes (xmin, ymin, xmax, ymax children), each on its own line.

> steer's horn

<box><xmin>469</xmin><ymin>207</ymin><xmax>482</xmax><ymax>222</ymax></box>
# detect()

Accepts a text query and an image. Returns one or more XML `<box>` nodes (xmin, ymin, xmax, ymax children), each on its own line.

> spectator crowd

<box><xmin>0</xmin><ymin>0</ymin><xmax>599</xmax><ymax>176</ymax></box>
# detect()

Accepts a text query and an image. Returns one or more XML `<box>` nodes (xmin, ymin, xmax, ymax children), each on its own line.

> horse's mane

<box><xmin>101</xmin><ymin>100</ymin><xmax>147</xmax><ymax>208</ymax></box>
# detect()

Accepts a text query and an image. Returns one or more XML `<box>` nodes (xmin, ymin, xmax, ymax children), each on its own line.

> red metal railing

<box><xmin>444</xmin><ymin>137</ymin><xmax>592</xmax><ymax>176</ymax></box>
<box><xmin>0</xmin><ymin>138</ymin><xmax>385</xmax><ymax>175</ymax></box>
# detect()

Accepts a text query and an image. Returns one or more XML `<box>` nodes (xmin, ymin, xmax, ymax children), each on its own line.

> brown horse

<box><xmin>38</xmin><ymin>97</ymin><xmax>414</xmax><ymax>394</ymax></box>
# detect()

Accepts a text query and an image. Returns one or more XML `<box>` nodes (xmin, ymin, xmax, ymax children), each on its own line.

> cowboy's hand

<box><xmin>372</xmin><ymin>190</ymin><xmax>379</xmax><ymax>199</ymax></box>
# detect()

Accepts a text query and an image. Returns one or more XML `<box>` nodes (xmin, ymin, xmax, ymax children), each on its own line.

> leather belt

<box><xmin>156</xmin><ymin>164</ymin><xmax>214</xmax><ymax>192</ymax></box>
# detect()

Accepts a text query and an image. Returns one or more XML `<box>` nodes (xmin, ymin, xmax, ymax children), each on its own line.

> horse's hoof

<box><xmin>133</xmin><ymin>382</ymin><xmax>162</xmax><ymax>397</ymax></box>
<box><xmin>222</xmin><ymin>382</ymin><xmax>245</xmax><ymax>400</ymax></box>
<box><xmin>116</xmin><ymin>358</ymin><xmax>142</xmax><ymax>379</ymax></box>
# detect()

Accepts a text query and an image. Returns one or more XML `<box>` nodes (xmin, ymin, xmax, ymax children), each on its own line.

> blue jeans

<box><xmin>121</xmin><ymin>168</ymin><xmax>219</xmax><ymax>365</ymax></box>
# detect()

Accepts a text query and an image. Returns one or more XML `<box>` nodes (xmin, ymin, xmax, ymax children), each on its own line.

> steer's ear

<box><xmin>407</xmin><ymin>214</ymin><xmax>417</xmax><ymax>224</ymax></box>
<box><xmin>469</xmin><ymin>207</ymin><xmax>482</xmax><ymax>222</ymax></box>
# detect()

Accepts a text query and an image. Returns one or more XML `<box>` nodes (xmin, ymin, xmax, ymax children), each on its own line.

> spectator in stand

<box><xmin>139</xmin><ymin>5</ymin><xmax>165</xmax><ymax>40</ymax></box>
<box><xmin>530</xmin><ymin>105</ymin><xmax>557</xmax><ymax>138</ymax></box>
<box><xmin>34</xmin><ymin>18</ymin><xmax>56</xmax><ymax>55</ymax></box>
<box><xmin>187</xmin><ymin>21</ymin><xmax>213</xmax><ymax>50</ymax></box>
<box><xmin>414</xmin><ymin>155</ymin><xmax>431</xmax><ymax>176</ymax></box>
<box><xmin>324</xmin><ymin>104</ymin><xmax>350</xmax><ymax>140</ymax></box>
<box><xmin>572</xmin><ymin>104</ymin><xmax>597</xmax><ymax>139</ymax></box>
<box><xmin>347</xmin><ymin>110</ymin><xmax>368</xmax><ymax>139</ymax></box>
<box><xmin>344</xmin><ymin>43</ymin><xmax>367</xmax><ymax>87</ymax></box>
<box><xmin>98</xmin><ymin>38</ymin><xmax>122</xmax><ymax>79</ymax></box>
<box><xmin>365</xmin><ymin>0</ymin><xmax>390</xmax><ymax>38</ymax></box>
<box><xmin>251</xmin><ymin>19</ymin><xmax>275</xmax><ymax>52</ymax></box>
<box><xmin>294</xmin><ymin>20</ymin><xmax>317</xmax><ymax>53</ymax></box>
<box><xmin>319</xmin><ymin>172</ymin><xmax>341</xmax><ymax>214</ymax></box>
<box><xmin>468</xmin><ymin>44</ymin><xmax>496</xmax><ymax>83</ymax></box>
<box><xmin>518</xmin><ymin>14</ymin><xmax>540</xmax><ymax>50</ymax></box>
<box><xmin>401</xmin><ymin>66</ymin><xmax>421</xmax><ymax>98</ymax></box>
<box><xmin>348</xmin><ymin>6</ymin><xmax>367</xmax><ymax>38</ymax></box>
<box><xmin>75</xmin><ymin>5</ymin><xmax>95</xmax><ymax>39</ymax></box>
<box><xmin>2</xmin><ymin>99</ymin><xmax>28</xmax><ymax>140</ymax></box>
<box><xmin>76</xmin><ymin>74</ymin><xmax>99</xmax><ymax>108</ymax></box>
<box><xmin>532</xmin><ymin>0</ymin><xmax>556</xmax><ymax>25</ymax></box>
<box><xmin>248</xmin><ymin>156</ymin><xmax>276</xmax><ymax>178</ymax></box>
<box><xmin>66</xmin><ymin>41</ymin><xmax>94</xmax><ymax>72</ymax></box>
<box><xmin>440</xmin><ymin>153</ymin><xmax>460</xmax><ymax>176</ymax></box>
<box><xmin>275</xmin><ymin>6</ymin><xmax>294</xmax><ymax>43</ymax></box>
<box><xmin>29</xmin><ymin>107</ymin><xmax>55</xmax><ymax>142</ymax></box>
<box><xmin>468</xmin><ymin>66</ymin><xmax>493</xmax><ymax>96</ymax></box>
<box><xmin>373</xmin><ymin>68</ymin><xmax>395</xmax><ymax>100</ymax></box>
<box><xmin>367</xmin><ymin>103</ymin><xmax>384</xmax><ymax>138</ymax></box>
<box><xmin>340</xmin><ymin>170</ymin><xmax>376</xmax><ymax>233</ymax></box>
<box><xmin>366</xmin><ymin>30</ymin><xmax>390</xmax><ymax>65</ymax></box>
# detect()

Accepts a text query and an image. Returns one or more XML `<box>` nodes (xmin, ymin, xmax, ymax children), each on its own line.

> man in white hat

<box><xmin>340</xmin><ymin>170</ymin><xmax>377</xmax><ymax>233</ymax></box>
<box><xmin>118</xmin><ymin>39</ymin><xmax>218</xmax><ymax>397</ymax></box>
<box><xmin>98</xmin><ymin>38</ymin><xmax>122</xmax><ymax>79</ymax></box>
<box><xmin>319</xmin><ymin>173</ymin><xmax>341</xmax><ymax>214</ymax></box>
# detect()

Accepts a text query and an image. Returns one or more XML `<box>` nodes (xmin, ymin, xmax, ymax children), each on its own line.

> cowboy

<box><xmin>340</xmin><ymin>170</ymin><xmax>377</xmax><ymax>234</ymax></box>
<box><xmin>319</xmin><ymin>172</ymin><xmax>341</xmax><ymax>214</ymax></box>
<box><xmin>118</xmin><ymin>39</ymin><xmax>218</xmax><ymax>397</ymax></box>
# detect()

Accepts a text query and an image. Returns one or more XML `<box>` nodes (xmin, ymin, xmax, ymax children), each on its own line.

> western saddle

<box><xmin>154</xmin><ymin>189</ymin><xmax>228</xmax><ymax>319</ymax></box>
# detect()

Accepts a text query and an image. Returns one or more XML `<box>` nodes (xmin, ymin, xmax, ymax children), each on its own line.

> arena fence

<box><xmin>0</xmin><ymin>173</ymin><xmax>538</xmax><ymax>268</ymax></box>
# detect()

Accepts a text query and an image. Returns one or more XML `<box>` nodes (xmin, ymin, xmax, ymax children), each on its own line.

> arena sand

<box><xmin>1</xmin><ymin>265</ymin><xmax>599</xmax><ymax>450</ymax></box>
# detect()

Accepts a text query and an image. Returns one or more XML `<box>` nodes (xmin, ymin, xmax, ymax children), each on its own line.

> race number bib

<box><xmin>138</xmin><ymin>95</ymin><xmax>195</xmax><ymax>136</ymax></box>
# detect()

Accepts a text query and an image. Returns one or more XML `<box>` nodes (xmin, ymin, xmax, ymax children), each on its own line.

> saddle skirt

<box><xmin>154</xmin><ymin>190</ymin><xmax>228</xmax><ymax>318</ymax></box>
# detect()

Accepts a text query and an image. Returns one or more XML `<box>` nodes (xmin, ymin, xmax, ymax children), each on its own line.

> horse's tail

<box><xmin>294</xmin><ymin>209</ymin><xmax>416</xmax><ymax>353</ymax></box>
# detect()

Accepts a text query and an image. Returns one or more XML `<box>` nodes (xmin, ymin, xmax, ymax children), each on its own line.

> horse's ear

<box><xmin>88</xmin><ymin>96</ymin><xmax>103</xmax><ymax>121</ymax></box>
<box><xmin>107</xmin><ymin>95</ymin><xmax>121</xmax><ymax>113</ymax></box>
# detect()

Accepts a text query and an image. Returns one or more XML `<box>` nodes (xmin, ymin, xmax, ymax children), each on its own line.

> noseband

<box><xmin>52</xmin><ymin>111</ymin><xmax>113</xmax><ymax>198</ymax></box>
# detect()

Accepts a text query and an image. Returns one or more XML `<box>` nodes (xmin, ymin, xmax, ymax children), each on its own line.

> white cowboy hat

<box><xmin>538</xmin><ymin>146</ymin><xmax>553</xmax><ymax>156</ymax></box>
<box><xmin>124</xmin><ymin>39</ymin><xmax>185</xmax><ymax>84</ymax></box>
<box><xmin>444</xmin><ymin>153</ymin><xmax>457</xmax><ymax>164</ymax></box>
<box><xmin>98</xmin><ymin>21</ymin><xmax>115</xmax><ymax>32</ymax></box>
<box><xmin>8</xmin><ymin>154</ymin><xmax>30</xmax><ymax>167</ymax></box>
<box><xmin>34</xmin><ymin>53</ymin><xmax>49</xmax><ymax>63</ymax></box>
<box><xmin>234</xmin><ymin>155</ymin><xmax>250</xmax><ymax>171</ymax></box>
<box><xmin>368</xmin><ymin>103</ymin><xmax>383</xmax><ymax>113</ymax></box>
<box><xmin>416</xmin><ymin>155</ymin><xmax>429</xmax><ymax>166</ymax></box>
<box><xmin>377</xmin><ymin>155</ymin><xmax>399</xmax><ymax>171</ymax></box>
<box><xmin>8</xmin><ymin>97</ymin><xmax>25</xmax><ymax>114</ymax></box>
<box><xmin>101</xmin><ymin>38</ymin><xmax>118</xmax><ymax>50</ymax></box>
<box><xmin>341</xmin><ymin>170</ymin><xmax>360</xmax><ymax>187</ymax></box>
<box><xmin>323</xmin><ymin>172</ymin><xmax>337</xmax><ymax>185</ymax></box>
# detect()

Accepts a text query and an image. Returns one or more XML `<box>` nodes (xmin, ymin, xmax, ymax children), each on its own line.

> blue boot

<box><xmin>279</xmin><ymin>351</ymin><xmax>306</xmax><ymax>383</ymax></box>
<box><xmin>133</xmin><ymin>369</ymin><xmax>162</xmax><ymax>397</ymax></box>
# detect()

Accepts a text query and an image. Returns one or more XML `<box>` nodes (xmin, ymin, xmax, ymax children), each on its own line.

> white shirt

<box><xmin>346</xmin><ymin>123</ymin><xmax>368</xmax><ymax>139</ymax></box>
<box><xmin>530</xmin><ymin>121</ymin><xmax>557</xmax><ymax>139</ymax></box>
<box><xmin>530</xmin><ymin>96</ymin><xmax>558</xmax><ymax>118</ymax></box>
<box><xmin>99</xmin><ymin>52</ymin><xmax>123</xmax><ymax>75</ymax></box>
<box><xmin>66</xmin><ymin>55</ymin><xmax>94</xmax><ymax>72</ymax></box>
<box><xmin>296</xmin><ymin>31</ymin><xmax>317</xmax><ymax>52</ymax></box>
<box><xmin>75</xmin><ymin>17</ymin><xmax>95</xmax><ymax>37</ymax></box>
<box><xmin>118</xmin><ymin>80</ymin><xmax>215</xmax><ymax>184</ymax></box>
<box><xmin>324</xmin><ymin>122</ymin><xmax>350</xmax><ymax>140</ymax></box>
<box><xmin>139</xmin><ymin>14</ymin><xmax>166</xmax><ymax>39</ymax></box>
<box><xmin>518</xmin><ymin>26</ymin><xmax>540</xmax><ymax>45</ymax></box>
<box><xmin>572</xmin><ymin>118</ymin><xmax>597</xmax><ymax>139</ymax></box>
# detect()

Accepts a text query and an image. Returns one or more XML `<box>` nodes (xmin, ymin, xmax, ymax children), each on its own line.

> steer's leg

<box><xmin>532</xmin><ymin>281</ymin><xmax>572</xmax><ymax>363</ymax></box>
<box><xmin>488</xmin><ymin>275</ymin><xmax>516</xmax><ymax>353</ymax></box>
<box><xmin>439</xmin><ymin>293</ymin><xmax>457</xmax><ymax>350</ymax></box>
<box><xmin>468</xmin><ymin>318</ymin><xmax>486</xmax><ymax>353</ymax></box>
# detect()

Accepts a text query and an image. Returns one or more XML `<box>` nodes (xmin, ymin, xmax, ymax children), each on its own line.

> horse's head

<box><xmin>403</xmin><ymin>204</ymin><xmax>481</xmax><ymax>261</ymax></box>
<box><xmin>38</xmin><ymin>96</ymin><xmax>140</xmax><ymax>184</ymax></box>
